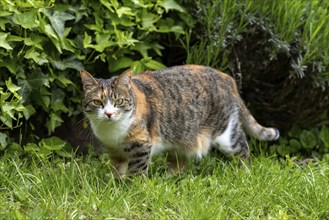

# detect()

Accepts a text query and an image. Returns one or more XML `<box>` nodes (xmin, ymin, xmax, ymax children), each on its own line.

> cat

<box><xmin>80</xmin><ymin>65</ymin><xmax>279</xmax><ymax>178</ymax></box>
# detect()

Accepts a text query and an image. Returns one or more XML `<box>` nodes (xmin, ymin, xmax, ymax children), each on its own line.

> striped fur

<box><xmin>80</xmin><ymin>65</ymin><xmax>279</xmax><ymax>177</ymax></box>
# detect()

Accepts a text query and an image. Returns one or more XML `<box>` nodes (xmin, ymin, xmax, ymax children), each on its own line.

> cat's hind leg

<box><xmin>212</xmin><ymin>115</ymin><xmax>250</xmax><ymax>160</ymax></box>
<box><xmin>167</xmin><ymin>152</ymin><xmax>187</xmax><ymax>176</ymax></box>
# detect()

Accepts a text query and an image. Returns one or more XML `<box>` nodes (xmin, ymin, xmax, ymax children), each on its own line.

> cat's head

<box><xmin>80</xmin><ymin>69</ymin><xmax>134</xmax><ymax>123</ymax></box>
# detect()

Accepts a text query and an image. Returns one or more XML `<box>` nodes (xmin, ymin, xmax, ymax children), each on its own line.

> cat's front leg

<box><xmin>124</xmin><ymin>141</ymin><xmax>151</xmax><ymax>176</ymax></box>
<box><xmin>109</xmin><ymin>154</ymin><xmax>128</xmax><ymax>179</ymax></box>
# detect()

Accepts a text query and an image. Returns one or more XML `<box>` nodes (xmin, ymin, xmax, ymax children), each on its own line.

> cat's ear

<box><xmin>114</xmin><ymin>68</ymin><xmax>132</xmax><ymax>90</ymax></box>
<box><xmin>80</xmin><ymin>70</ymin><xmax>100</xmax><ymax>92</ymax></box>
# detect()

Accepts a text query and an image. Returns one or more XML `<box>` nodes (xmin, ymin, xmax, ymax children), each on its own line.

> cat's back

<box><xmin>132</xmin><ymin>64</ymin><xmax>237</xmax><ymax>96</ymax></box>
<box><xmin>131</xmin><ymin>64</ymin><xmax>239</xmax><ymax>144</ymax></box>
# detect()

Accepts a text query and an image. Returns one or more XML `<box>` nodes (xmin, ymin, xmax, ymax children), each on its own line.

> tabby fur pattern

<box><xmin>80</xmin><ymin>65</ymin><xmax>279</xmax><ymax>178</ymax></box>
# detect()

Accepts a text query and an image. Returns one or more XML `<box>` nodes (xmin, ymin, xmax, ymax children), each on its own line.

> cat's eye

<box><xmin>115</xmin><ymin>99</ymin><xmax>124</xmax><ymax>106</ymax></box>
<box><xmin>93</xmin><ymin>99</ymin><xmax>103</xmax><ymax>107</ymax></box>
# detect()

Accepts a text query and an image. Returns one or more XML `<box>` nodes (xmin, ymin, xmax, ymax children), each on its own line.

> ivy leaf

<box><xmin>23</xmin><ymin>105</ymin><xmax>36</xmax><ymax>120</ymax></box>
<box><xmin>162</xmin><ymin>0</ymin><xmax>185</xmax><ymax>13</ymax></box>
<box><xmin>56</xmin><ymin>73</ymin><xmax>73</xmax><ymax>86</ymax></box>
<box><xmin>46</xmin><ymin>112</ymin><xmax>63</xmax><ymax>134</ymax></box>
<box><xmin>100</xmin><ymin>0</ymin><xmax>116</xmax><ymax>13</ymax></box>
<box><xmin>24</xmin><ymin>48</ymin><xmax>49</xmax><ymax>65</ymax></box>
<box><xmin>87</xmin><ymin>33</ymin><xmax>117</xmax><ymax>52</ymax></box>
<box><xmin>0</xmin><ymin>32</ymin><xmax>12</xmax><ymax>50</ymax></box>
<box><xmin>157</xmin><ymin>18</ymin><xmax>185</xmax><ymax>34</ymax></box>
<box><xmin>24</xmin><ymin>35</ymin><xmax>45</xmax><ymax>50</ymax></box>
<box><xmin>0</xmin><ymin>88</ymin><xmax>11</xmax><ymax>103</ymax></box>
<box><xmin>5</xmin><ymin>78</ymin><xmax>21</xmax><ymax>93</ymax></box>
<box><xmin>109</xmin><ymin>57</ymin><xmax>133</xmax><ymax>72</ymax></box>
<box><xmin>50</xmin><ymin>55</ymin><xmax>83</xmax><ymax>71</ymax></box>
<box><xmin>12</xmin><ymin>11</ymin><xmax>39</xmax><ymax>29</ymax></box>
<box><xmin>17</xmin><ymin>79</ymin><xmax>32</xmax><ymax>103</ymax></box>
<box><xmin>0</xmin><ymin>115</ymin><xmax>12</xmax><ymax>128</ymax></box>
<box><xmin>44</xmin><ymin>11</ymin><xmax>75</xmax><ymax>38</ymax></box>
<box><xmin>117</xmin><ymin>7</ymin><xmax>134</xmax><ymax>18</ymax></box>
<box><xmin>83</xmin><ymin>32</ymin><xmax>92</xmax><ymax>47</ymax></box>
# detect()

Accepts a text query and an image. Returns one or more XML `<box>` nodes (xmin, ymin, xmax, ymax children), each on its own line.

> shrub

<box><xmin>182</xmin><ymin>0</ymin><xmax>329</xmax><ymax>132</ymax></box>
<box><xmin>0</xmin><ymin>0</ymin><xmax>190</xmax><ymax>150</ymax></box>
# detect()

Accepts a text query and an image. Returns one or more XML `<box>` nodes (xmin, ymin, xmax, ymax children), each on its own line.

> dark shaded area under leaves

<box><xmin>229</xmin><ymin>27</ymin><xmax>329</xmax><ymax>133</ymax></box>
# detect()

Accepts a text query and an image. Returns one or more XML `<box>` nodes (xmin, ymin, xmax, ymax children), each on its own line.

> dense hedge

<box><xmin>0</xmin><ymin>0</ymin><xmax>190</xmax><ymax>150</ymax></box>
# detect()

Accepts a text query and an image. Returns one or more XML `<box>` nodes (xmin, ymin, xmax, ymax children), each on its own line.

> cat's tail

<box><xmin>238</xmin><ymin>99</ymin><xmax>280</xmax><ymax>141</ymax></box>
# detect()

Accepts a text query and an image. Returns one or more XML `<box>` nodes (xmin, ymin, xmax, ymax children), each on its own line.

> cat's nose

<box><xmin>105</xmin><ymin>112</ymin><xmax>113</xmax><ymax>118</ymax></box>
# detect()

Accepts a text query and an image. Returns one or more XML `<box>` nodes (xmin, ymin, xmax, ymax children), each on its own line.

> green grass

<box><xmin>0</xmin><ymin>151</ymin><xmax>328</xmax><ymax>219</ymax></box>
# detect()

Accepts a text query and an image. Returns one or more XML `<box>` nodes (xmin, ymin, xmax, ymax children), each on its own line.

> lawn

<box><xmin>0</xmin><ymin>150</ymin><xmax>328</xmax><ymax>219</ymax></box>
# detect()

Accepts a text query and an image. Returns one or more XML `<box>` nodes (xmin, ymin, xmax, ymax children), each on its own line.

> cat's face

<box><xmin>80</xmin><ymin>69</ymin><xmax>134</xmax><ymax>123</ymax></box>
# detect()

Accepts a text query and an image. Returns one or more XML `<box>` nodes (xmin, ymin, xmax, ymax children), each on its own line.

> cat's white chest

<box><xmin>90</xmin><ymin>119</ymin><xmax>132</xmax><ymax>148</ymax></box>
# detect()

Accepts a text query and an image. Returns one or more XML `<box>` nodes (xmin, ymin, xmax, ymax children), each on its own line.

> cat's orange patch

<box><xmin>195</xmin><ymin>130</ymin><xmax>211</xmax><ymax>158</ymax></box>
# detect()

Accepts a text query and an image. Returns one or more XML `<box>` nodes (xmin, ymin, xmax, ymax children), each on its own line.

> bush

<box><xmin>182</xmin><ymin>0</ymin><xmax>329</xmax><ymax>132</ymax></box>
<box><xmin>0</xmin><ymin>0</ymin><xmax>190</xmax><ymax>150</ymax></box>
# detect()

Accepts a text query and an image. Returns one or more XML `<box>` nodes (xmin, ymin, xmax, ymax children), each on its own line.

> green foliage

<box><xmin>182</xmin><ymin>0</ymin><xmax>329</xmax><ymax>133</ymax></box>
<box><xmin>274</xmin><ymin>125</ymin><xmax>329</xmax><ymax>159</ymax></box>
<box><xmin>0</xmin><ymin>78</ymin><xmax>25</xmax><ymax>130</ymax></box>
<box><xmin>184</xmin><ymin>0</ymin><xmax>329</xmax><ymax>79</ymax></box>
<box><xmin>0</xmin><ymin>0</ymin><xmax>189</xmax><ymax>148</ymax></box>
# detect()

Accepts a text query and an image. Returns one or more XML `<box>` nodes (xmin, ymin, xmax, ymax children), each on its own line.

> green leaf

<box><xmin>131</xmin><ymin>61</ymin><xmax>145</xmax><ymax>74</ymax></box>
<box><xmin>51</xmin><ymin>56</ymin><xmax>83</xmax><ymax>71</ymax></box>
<box><xmin>162</xmin><ymin>0</ymin><xmax>185</xmax><ymax>13</ymax></box>
<box><xmin>117</xmin><ymin>7</ymin><xmax>134</xmax><ymax>18</ymax></box>
<box><xmin>88</xmin><ymin>33</ymin><xmax>117</xmax><ymax>52</ymax></box>
<box><xmin>27</xmin><ymin>71</ymin><xmax>50</xmax><ymax>90</ymax></box>
<box><xmin>44</xmin><ymin>24</ymin><xmax>58</xmax><ymax>40</ymax></box>
<box><xmin>288</xmin><ymin>125</ymin><xmax>302</xmax><ymax>138</ymax></box>
<box><xmin>47</xmin><ymin>112</ymin><xmax>63</xmax><ymax>134</ymax></box>
<box><xmin>276</xmin><ymin>144</ymin><xmax>290</xmax><ymax>156</ymax></box>
<box><xmin>0</xmin><ymin>132</ymin><xmax>8</xmax><ymax>150</ymax></box>
<box><xmin>55</xmin><ymin>150</ymin><xmax>72</xmax><ymax>158</ymax></box>
<box><xmin>24</xmin><ymin>143</ymin><xmax>39</xmax><ymax>152</ymax></box>
<box><xmin>24</xmin><ymin>35</ymin><xmax>45</xmax><ymax>50</ymax></box>
<box><xmin>157</xmin><ymin>18</ymin><xmax>185</xmax><ymax>34</ymax></box>
<box><xmin>288</xmin><ymin>139</ymin><xmax>301</xmax><ymax>153</ymax></box>
<box><xmin>12</xmin><ymin>10</ymin><xmax>39</xmax><ymax>29</ymax></box>
<box><xmin>23</xmin><ymin>105</ymin><xmax>36</xmax><ymax>120</ymax></box>
<box><xmin>109</xmin><ymin>57</ymin><xmax>133</xmax><ymax>72</ymax></box>
<box><xmin>17</xmin><ymin>79</ymin><xmax>32</xmax><ymax>103</ymax></box>
<box><xmin>83</xmin><ymin>32</ymin><xmax>92</xmax><ymax>47</ymax></box>
<box><xmin>0</xmin><ymin>32</ymin><xmax>12</xmax><ymax>50</ymax></box>
<box><xmin>0</xmin><ymin>88</ymin><xmax>11</xmax><ymax>103</ymax></box>
<box><xmin>320</xmin><ymin>126</ymin><xmax>329</xmax><ymax>148</ymax></box>
<box><xmin>5</xmin><ymin>78</ymin><xmax>21</xmax><ymax>93</ymax></box>
<box><xmin>46</xmin><ymin>11</ymin><xmax>75</xmax><ymax>38</ymax></box>
<box><xmin>300</xmin><ymin>130</ymin><xmax>317</xmax><ymax>149</ymax></box>
<box><xmin>40</xmin><ymin>136</ymin><xmax>66</xmax><ymax>151</ymax></box>
<box><xmin>24</xmin><ymin>48</ymin><xmax>49</xmax><ymax>65</ymax></box>
<box><xmin>132</xmin><ymin>43</ymin><xmax>152</xmax><ymax>58</ymax></box>
<box><xmin>56</xmin><ymin>73</ymin><xmax>73</xmax><ymax>86</ymax></box>
<box><xmin>100</xmin><ymin>0</ymin><xmax>116</xmax><ymax>13</ymax></box>
<box><xmin>0</xmin><ymin>115</ymin><xmax>12</xmax><ymax>128</ymax></box>
<box><xmin>142</xmin><ymin>57</ymin><xmax>166</xmax><ymax>70</ymax></box>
